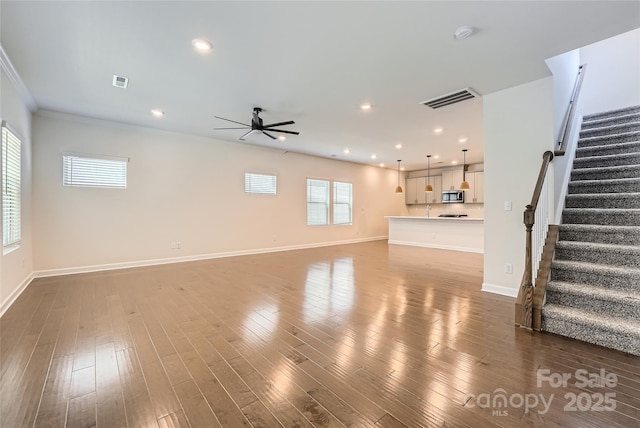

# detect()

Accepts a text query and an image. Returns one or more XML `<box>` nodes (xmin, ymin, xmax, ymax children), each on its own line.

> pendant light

<box><xmin>395</xmin><ymin>160</ymin><xmax>403</xmax><ymax>193</ymax></box>
<box><xmin>425</xmin><ymin>155</ymin><xmax>433</xmax><ymax>192</ymax></box>
<box><xmin>460</xmin><ymin>149</ymin><xmax>470</xmax><ymax>190</ymax></box>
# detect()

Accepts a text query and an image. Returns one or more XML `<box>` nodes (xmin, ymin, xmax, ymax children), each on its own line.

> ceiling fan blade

<box><xmin>262</xmin><ymin>131</ymin><xmax>277</xmax><ymax>140</ymax></box>
<box><xmin>265</xmin><ymin>129</ymin><xmax>300</xmax><ymax>135</ymax></box>
<box><xmin>213</xmin><ymin>127</ymin><xmax>250</xmax><ymax>130</ymax></box>
<box><xmin>263</xmin><ymin>120</ymin><xmax>295</xmax><ymax>128</ymax></box>
<box><xmin>214</xmin><ymin>116</ymin><xmax>250</xmax><ymax>127</ymax></box>
<box><xmin>239</xmin><ymin>130</ymin><xmax>256</xmax><ymax>140</ymax></box>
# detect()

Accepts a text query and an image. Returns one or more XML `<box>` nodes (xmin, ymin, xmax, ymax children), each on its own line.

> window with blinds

<box><xmin>63</xmin><ymin>154</ymin><xmax>128</xmax><ymax>188</ymax></box>
<box><xmin>307</xmin><ymin>179</ymin><xmax>329</xmax><ymax>226</ymax></box>
<box><xmin>333</xmin><ymin>181</ymin><xmax>353</xmax><ymax>225</ymax></box>
<box><xmin>2</xmin><ymin>123</ymin><xmax>21</xmax><ymax>247</ymax></box>
<box><xmin>245</xmin><ymin>172</ymin><xmax>277</xmax><ymax>195</ymax></box>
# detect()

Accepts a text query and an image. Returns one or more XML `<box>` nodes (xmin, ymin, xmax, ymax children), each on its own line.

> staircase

<box><xmin>541</xmin><ymin>105</ymin><xmax>640</xmax><ymax>356</ymax></box>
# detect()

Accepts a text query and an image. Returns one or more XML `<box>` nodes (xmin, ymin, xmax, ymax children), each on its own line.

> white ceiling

<box><xmin>2</xmin><ymin>1</ymin><xmax>639</xmax><ymax>171</ymax></box>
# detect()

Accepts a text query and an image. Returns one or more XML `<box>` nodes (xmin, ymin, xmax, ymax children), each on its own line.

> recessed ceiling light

<box><xmin>400</xmin><ymin>167</ymin><xmax>405</xmax><ymax>171</ymax></box>
<box><xmin>278</xmin><ymin>135</ymin><xmax>286</xmax><ymax>141</ymax></box>
<box><xmin>360</xmin><ymin>103</ymin><xmax>372</xmax><ymax>111</ymax></box>
<box><xmin>433</xmin><ymin>127</ymin><xmax>444</xmax><ymax>134</ymax></box>
<box><xmin>395</xmin><ymin>143</ymin><xmax>402</xmax><ymax>149</ymax></box>
<box><xmin>192</xmin><ymin>38</ymin><xmax>213</xmax><ymax>53</ymax></box>
<box><xmin>344</xmin><ymin>148</ymin><xmax>351</xmax><ymax>154</ymax></box>
<box><xmin>454</xmin><ymin>25</ymin><xmax>475</xmax><ymax>40</ymax></box>
<box><xmin>379</xmin><ymin>163</ymin><xmax>385</xmax><ymax>167</ymax></box>
<box><xmin>458</xmin><ymin>137</ymin><xmax>468</xmax><ymax>143</ymax></box>
<box><xmin>433</xmin><ymin>155</ymin><xmax>440</xmax><ymax>159</ymax></box>
<box><xmin>370</xmin><ymin>154</ymin><xmax>377</xmax><ymax>159</ymax></box>
<box><xmin>151</xmin><ymin>109</ymin><xmax>164</xmax><ymax>117</ymax></box>
<box><xmin>451</xmin><ymin>160</ymin><xmax>458</xmax><ymax>165</ymax></box>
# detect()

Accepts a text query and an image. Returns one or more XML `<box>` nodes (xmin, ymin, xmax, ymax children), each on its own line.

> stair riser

<box><xmin>568</xmin><ymin>180</ymin><xmax>640</xmax><ymax>194</ymax></box>
<box><xmin>564</xmin><ymin>196</ymin><xmax>640</xmax><ymax>209</ymax></box>
<box><xmin>584</xmin><ymin>106</ymin><xmax>640</xmax><ymax>121</ymax></box>
<box><xmin>573</xmin><ymin>154</ymin><xmax>640</xmax><ymax>168</ymax></box>
<box><xmin>541</xmin><ymin>315</ymin><xmax>640</xmax><ymax>356</ymax></box>
<box><xmin>582</xmin><ymin>114</ymin><xmax>640</xmax><ymax>129</ymax></box>
<box><xmin>546</xmin><ymin>291</ymin><xmax>640</xmax><ymax>319</ymax></box>
<box><xmin>576</xmin><ymin>143</ymin><xmax>640</xmax><ymax>158</ymax></box>
<box><xmin>559</xmin><ymin>228</ymin><xmax>640</xmax><ymax>245</ymax></box>
<box><xmin>579</xmin><ymin>123</ymin><xmax>640</xmax><ymax>138</ymax></box>
<box><xmin>577</xmin><ymin>131</ymin><xmax>640</xmax><ymax>148</ymax></box>
<box><xmin>563</xmin><ymin>210</ymin><xmax>640</xmax><ymax>226</ymax></box>
<box><xmin>551</xmin><ymin>265</ymin><xmax>640</xmax><ymax>292</ymax></box>
<box><xmin>571</xmin><ymin>166</ymin><xmax>640</xmax><ymax>181</ymax></box>
<box><xmin>555</xmin><ymin>246</ymin><xmax>640</xmax><ymax>268</ymax></box>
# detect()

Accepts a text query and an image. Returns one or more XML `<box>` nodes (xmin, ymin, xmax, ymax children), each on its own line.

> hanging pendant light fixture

<box><xmin>460</xmin><ymin>149</ymin><xmax>470</xmax><ymax>190</ymax></box>
<box><xmin>395</xmin><ymin>160</ymin><xmax>403</xmax><ymax>193</ymax></box>
<box><xmin>425</xmin><ymin>155</ymin><xmax>433</xmax><ymax>192</ymax></box>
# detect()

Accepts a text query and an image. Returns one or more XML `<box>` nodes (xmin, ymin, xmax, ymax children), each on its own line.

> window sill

<box><xmin>3</xmin><ymin>243</ymin><xmax>21</xmax><ymax>256</ymax></box>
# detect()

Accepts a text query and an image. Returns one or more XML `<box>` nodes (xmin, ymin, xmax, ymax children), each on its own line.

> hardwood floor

<box><xmin>1</xmin><ymin>241</ymin><xmax>639</xmax><ymax>427</ymax></box>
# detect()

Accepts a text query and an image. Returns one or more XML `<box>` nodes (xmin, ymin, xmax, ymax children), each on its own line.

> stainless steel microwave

<box><xmin>442</xmin><ymin>190</ymin><xmax>464</xmax><ymax>203</ymax></box>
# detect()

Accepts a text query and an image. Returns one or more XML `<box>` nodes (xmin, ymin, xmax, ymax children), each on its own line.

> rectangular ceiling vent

<box><xmin>112</xmin><ymin>74</ymin><xmax>129</xmax><ymax>89</ymax></box>
<box><xmin>421</xmin><ymin>87</ymin><xmax>479</xmax><ymax>109</ymax></box>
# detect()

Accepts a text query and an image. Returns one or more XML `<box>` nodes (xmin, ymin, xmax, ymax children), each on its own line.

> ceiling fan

<box><xmin>213</xmin><ymin>107</ymin><xmax>300</xmax><ymax>140</ymax></box>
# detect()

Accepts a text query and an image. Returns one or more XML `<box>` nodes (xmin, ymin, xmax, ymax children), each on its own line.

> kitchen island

<box><xmin>386</xmin><ymin>216</ymin><xmax>484</xmax><ymax>253</ymax></box>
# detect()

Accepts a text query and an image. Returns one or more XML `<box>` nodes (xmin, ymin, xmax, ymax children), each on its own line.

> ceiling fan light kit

<box><xmin>214</xmin><ymin>107</ymin><xmax>299</xmax><ymax>141</ymax></box>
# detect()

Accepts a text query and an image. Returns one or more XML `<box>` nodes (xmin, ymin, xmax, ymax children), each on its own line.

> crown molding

<box><xmin>0</xmin><ymin>44</ymin><xmax>37</xmax><ymax>111</ymax></box>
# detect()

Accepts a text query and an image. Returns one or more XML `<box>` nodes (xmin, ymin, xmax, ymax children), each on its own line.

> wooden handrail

<box><xmin>556</xmin><ymin>64</ymin><xmax>586</xmax><ymax>155</ymax></box>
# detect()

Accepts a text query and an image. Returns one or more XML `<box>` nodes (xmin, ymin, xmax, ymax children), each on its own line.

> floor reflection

<box><xmin>302</xmin><ymin>257</ymin><xmax>354</xmax><ymax>324</ymax></box>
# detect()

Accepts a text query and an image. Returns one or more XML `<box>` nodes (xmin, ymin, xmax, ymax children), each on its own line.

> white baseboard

<box><xmin>33</xmin><ymin>236</ymin><xmax>389</xmax><ymax>278</ymax></box>
<box><xmin>482</xmin><ymin>282</ymin><xmax>519</xmax><ymax>298</ymax></box>
<box><xmin>0</xmin><ymin>272</ymin><xmax>35</xmax><ymax>317</ymax></box>
<box><xmin>388</xmin><ymin>240</ymin><xmax>483</xmax><ymax>254</ymax></box>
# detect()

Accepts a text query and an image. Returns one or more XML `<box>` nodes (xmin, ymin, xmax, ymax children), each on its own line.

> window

<box><xmin>63</xmin><ymin>153</ymin><xmax>128</xmax><ymax>188</ymax></box>
<box><xmin>333</xmin><ymin>181</ymin><xmax>353</xmax><ymax>225</ymax></box>
<box><xmin>245</xmin><ymin>172</ymin><xmax>277</xmax><ymax>195</ymax></box>
<box><xmin>2</xmin><ymin>123</ymin><xmax>21</xmax><ymax>247</ymax></box>
<box><xmin>307</xmin><ymin>179</ymin><xmax>330</xmax><ymax>226</ymax></box>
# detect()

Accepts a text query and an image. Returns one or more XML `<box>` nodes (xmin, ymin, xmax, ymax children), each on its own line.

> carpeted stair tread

<box><xmin>551</xmin><ymin>259</ymin><xmax>640</xmax><ymax>292</ymax></box>
<box><xmin>546</xmin><ymin>281</ymin><xmax>640</xmax><ymax>317</ymax></box>
<box><xmin>562</xmin><ymin>207</ymin><xmax>640</xmax><ymax>226</ymax></box>
<box><xmin>573</xmin><ymin>152</ymin><xmax>640</xmax><ymax>168</ymax></box>
<box><xmin>575</xmin><ymin>140</ymin><xmax>640</xmax><ymax>158</ymax></box>
<box><xmin>541</xmin><ymin>304</ymin><xmax>640</xmax><ymax>356</ymax></box>
<box><xmin>558</xmin><ymin>224</ymin><xmax>640</xmax><ymax>245</ymax></box>
<box><xmin>577</xmin><ymin>130</ymin><xmax>640</xmax><ymax>148</ymax></box>
<box><xmin>565</xmin><ymin>192</ymin><xmax>640</xmax><ymax>209</ymax></box>
<box><xmin>583</xmin><ymin>105</ymin><xmax>640</xmax><ymax>121</ymax></box>
<box><xmin>571</xmin><ymin>164</ymin><xmax>640</xmax><ymax>181</ymax></box>
<box><xmin>581</xmin><ymin>112</ymin><xmax>640</xmax><ymax>129</ymax></box>
<box><xmin>555</xmin><ymin>240</ymin><xmax>640</xmax><ymax>267</ymax></box>
<box><xmin>567</xmin><ymin>176</ymin><xmax>640</xmax><ymax>194</ymax></box>
<box><xmin>579</xmin><ymin>122</ymin><xmax>640</xmax><ymax>139</ymax></box>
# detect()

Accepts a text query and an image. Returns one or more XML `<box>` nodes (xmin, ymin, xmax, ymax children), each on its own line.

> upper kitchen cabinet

<box><xmin>441</xmin><ymin>167</ymin><xmax>464</xmax><ymax>191</ymax></box>
<box><xmin>425</xmin><ymin>175</ymin><xmax>442</xmax><ymax>204</ymax></box>
<box><xmin>464</xmin><ymin>171</ymin><xmax>484</xmax><ymax>203</ymax></box>
<box><xmin>405</xmin><ymin>177</ymin><xmax>427</xmax><ymax>204</ymax></box>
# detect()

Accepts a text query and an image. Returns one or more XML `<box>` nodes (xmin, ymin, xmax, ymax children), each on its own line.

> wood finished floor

<box><xmin>1</xmin><ymin>241</ymin><xmax>639</xmax><ymax>428</ymax></box>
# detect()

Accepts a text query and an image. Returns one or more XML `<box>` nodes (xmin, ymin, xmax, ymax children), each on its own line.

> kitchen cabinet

<box><xmin>464</xmin><ymin>171</ymin><xmax>484</xmax><ymax>203</ymax></box>
<box><xmin>441</xmin><ymin>167</ymin><xmax>464</xmax><ymax>190</ymax></box>
<box><xmin>425</xmin><ymin>175</ymin><xmax>442</xmax><ymax>204</ymax></box>
<box><xmin>405</xmin><ymin>177</ymin><xmax>426</xmax><ymax>204</ymax></box>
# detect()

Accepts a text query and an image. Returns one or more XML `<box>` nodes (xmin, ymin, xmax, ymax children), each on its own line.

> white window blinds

<box><xmin>307</xmin><ymin>179</ymin><xmax>329</xmax><ymax>226</ymax></box>
<box><xmin>2</xmin><ymin>123</ymin><xmax>21</xmax><ymax>247</ymax></box>
<box><xmin>245</xmin><ymin>172</ymin><xmax>277</xmax><ymax>195</ymax></box>
<box><xmin>63</xmin><ymin>154</ymin><xmax>128</xmax><ymax>188</ymax></box>
<box><xmin>333</xmin><ymin>181</ymin><xmax>352</xmax><ymax>225</ymax></box>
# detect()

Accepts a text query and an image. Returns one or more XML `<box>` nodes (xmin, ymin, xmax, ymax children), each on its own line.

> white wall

<box><xmin>580</xmin><ymin>28</ymin><xmax>640</xmax><ymax>115</ymax></box>
<box><xmin>32</xmin><ymin>112</ymin><xmax>404</xmax><ymax>274</ymax></box>
<box><xmin>0</xmin><ymin>67</ymin><xmax>34</xmax><ymax>314</ymax></box>
<box><xmin>482</xmin><ymin>77</ymin><xmax>554</xmax><ymax>297</ymax></box>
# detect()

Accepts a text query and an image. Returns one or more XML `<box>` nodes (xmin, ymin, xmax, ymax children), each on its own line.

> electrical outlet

<box><xmin>170</xmin><ymin>241</ymin><xmax>181</xmax><ymax>249</ymax></box>
<box><xmin>504</xmin><ymin>201</ymin><xmax>512</xmax><ymax>211</ymax></box>
<box><xmin>504</xmin><ymin>263</ymin><xmax>513</xmax><ymax>274</ymax></box>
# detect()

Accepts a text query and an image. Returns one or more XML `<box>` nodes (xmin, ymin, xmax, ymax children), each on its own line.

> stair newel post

<box><xmin>521</xmin><ymin>205</ymin><xmax>536</xmax><ymax>328</ymax></box>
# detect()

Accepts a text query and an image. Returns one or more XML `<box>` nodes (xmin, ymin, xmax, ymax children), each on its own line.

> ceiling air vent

<box><xmin>112</xmin><ymin>75</ymin><xmax>129</xmax><ymax>89</ymax></box>
<box><xmin>421</xmin><ymin>87</ymin><xmax>479</xmax><ymax>109</ymax></box>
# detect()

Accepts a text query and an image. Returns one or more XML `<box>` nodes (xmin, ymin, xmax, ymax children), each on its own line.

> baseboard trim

<box><xmin>33</xmin><ymin>236</ymin><xmax>389</xmax><ymax>278</ymax></box>
<box><xmin>388</xmin><ymin>240</ymin><xmax>483</xmax><ymax>254</ymax></box>
<box><xmin>482</xmin><ymin>282</ymin><xmax>519</xmax><ymax>298</ymax></box>
<box><xmin>0</xmin><ymin>272</ymin><xmax>35</xmax><ymax>317</ymax></box>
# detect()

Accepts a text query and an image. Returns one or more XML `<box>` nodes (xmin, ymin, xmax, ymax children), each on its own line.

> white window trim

<box><xmin>306</xmin><ymin>177</ymin><xmax>353</xmax><ymax>227</ymax></box>
<box><xmin>62</xmin><ymin>152</ymin><xmax>129</xmax><ymax>189</ymax></box>
<box><xmin>244</xmin><ymin>172</ymin><xmax>277</xmax><ymax>195</ymax></box>
<box><xmin>2</xmin><ymin>121</ymin><xmax>22</xmax><ymax>249</ymax></box>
